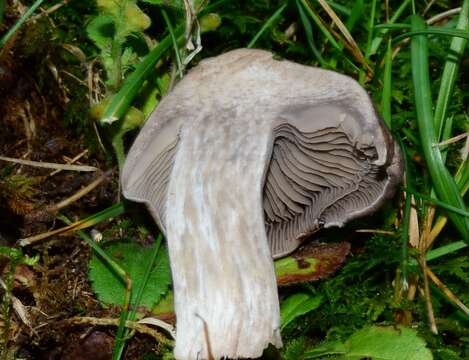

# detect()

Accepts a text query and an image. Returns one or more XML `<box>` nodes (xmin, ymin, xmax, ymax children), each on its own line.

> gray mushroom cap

<box><xmin>122</xmin><ymin>48</ymin><xmax>402</xmax><ymax>258</ymax></box>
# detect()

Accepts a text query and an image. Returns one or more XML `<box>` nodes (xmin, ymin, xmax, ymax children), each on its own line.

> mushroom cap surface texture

<box><xmin>122</xmin><ymin>49</ymin><xmax>402</xmax><ymax>360</ymax></box>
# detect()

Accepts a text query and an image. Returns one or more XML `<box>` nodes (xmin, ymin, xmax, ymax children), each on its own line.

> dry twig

<box><xmin>64</xmin><ymin>316</ymin><xmax>172</xmax><ymax>345</ymax></box>
<box><xmin>0</xmin><ymin>156</ymin><xmax>97</xmax><ymax>172</ymax></box>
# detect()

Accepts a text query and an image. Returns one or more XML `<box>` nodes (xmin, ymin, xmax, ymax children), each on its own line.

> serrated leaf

<box><xmin>89</xmin><ymin>241</ymin><xmax>171</xmax><ymax>309</ymax></box>
<box><xmin>304</xmin><ymin>326</ymin><xmax>433</xmax><ymax>360</ymax></box>
<box><xmin>86</xmin><ymin>15</ymin><xmax>114</xmax><ymax>50</ymax></box>
<box><xmin>434</xmin><ymin>256</ymin><xmax>469</xmax><ymax>282</ymax></box>
<box><xmin>140</xmin><ymin>0</ymin><xmax>184</xmax><ymax>9</ymax></box>
<box><xmin>280</xmin><ymin>293</ymin><xmax>322</xmax><ymax>330</ymax></box>
<box><xmin>343</xmin><ymin>326</ymin><xmax>433</xmax><ymax>360</ymax></box>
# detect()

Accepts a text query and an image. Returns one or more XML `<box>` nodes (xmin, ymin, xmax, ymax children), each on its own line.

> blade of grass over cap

<box><xmin>410</xmin><ymin>14</ymin><xmax>469</xmax><ymax>241</ymax></box>
<box><xmin>433</xmin><ymin>0</ymin><xmax>469</xmax><ymax>140</ymax></box>
<box><xmin>296</xmin><ymin>0</ymin><xmax>328</xmax><ymax>67</ymax></box>
<box><xmin>100</xmin><ymin>25</ymin><xmax>184</xmax><ymax>125</ymax></box>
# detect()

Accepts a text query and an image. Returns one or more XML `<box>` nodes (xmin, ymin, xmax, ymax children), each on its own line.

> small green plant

<box><xmin>302</xmin><ymin>325</ymin><xmax>433</xmax><ymax>360</ymax></box>
<box><xmin>0</xmin><ymin>247</ymin><xmax>38</xmax><ymax>358</ymax></box>
<box><xmin>89</xmin><ymin>240</ymin><xmax>172</xmax><ymax>308</ymax></box>
<box><xmin>87</xmin><ymin>0</ymin><xmax>151</xmax><ymax>91</ymax></box>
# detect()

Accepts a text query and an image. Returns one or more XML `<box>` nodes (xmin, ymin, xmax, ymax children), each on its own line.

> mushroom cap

<box><xmin>122</xmin><ymin>48</ymin><xmax>402</xmax><ymax>258</ymax></box>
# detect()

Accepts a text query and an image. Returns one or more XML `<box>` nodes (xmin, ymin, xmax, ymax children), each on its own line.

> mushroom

<box><xmin>122</xmin><ymin>49</ymin><xmax>402</xmax><ymax>360</ymax></box>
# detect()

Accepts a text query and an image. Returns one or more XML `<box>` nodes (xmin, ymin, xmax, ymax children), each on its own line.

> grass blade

<box><xmin>0</xmin><ymin>0</ymin><xmax>46</xmax><ymax>49</ymax></box>
<box><xmin>299</xmin><ymin>0</ymin><xmax>360</xmax><ymax>72</ymax></box>
<box><xmin>433</xmin><ymin>0</ymin><xmax>469</xmax><ymax>140</ymax></box>
<box><xmin>315</xmin><ymin>0</ymin><xmax>367</xmax><ymax>67</ymax></box>
<box><xmin>247</xmin><ymin>4</ymin><xmax>287</xmax><ymax>49</ymax></box>
<box><xmin>247</xmin><ymin>3</ymin><xmax>287</xmax><ymax>48</ymax></box>
<box><xmin>380</xmin><ymin>38</ymin><xmax>393</xmax><ymax>128</ymax></box>
<box><xmin>19</xmin><ymin>202</ymin><xmax>126</xmax><ymax>246</ymax></box>
<box><xmin>398</xmin><ymin>139</ymin><xmax>412</xmax><ymax>290</ymax></box>
<box><xmin>100</xmin><ymin>25</ymin><xmax>184</xmax><ymax>125</ymax></box>
<box><xmin>410</xmin><ymin>14</ymin><xmax>469</xmax><ymax>241</ymax></box>
<box><xmin>296</xmin><ymin>0</ymin><xmax>328</xmax><ymax>67</ymax></box>
<box><xmin>161</xmin><ymin>9</ymin><xmax>184</xmax><ymax>77</ymax></box>
<box><xmin>113</xmin><ymin>234</ymin><xmax>164</xmax><ymax>359</ymax></box>
<box><xmin>426</xmin><ymin>241</ymin><xmax>467</xmax><ymax>262</ymax></box>
<box><xmin>364</xmin><ymin>0</ymin><xmax>377</xmax><ymax>58</ymax></box>
<box><xmin>345</xmin><ymin>0</ymin><xmax>363</xmax><ymax>31</ymax></box>
<box><xmin>395</xmin><ymin>28</ymin><xmax>469</xmax><ymax>42</ymax></box>
<box><xmin>368</xmin><ymin>0</ymin><xmax>412</xmax><ymax>55</ymax></box>
<box><xmin>405</xmin><ymin>189</ymin><xmax>469</xmax><ymax>217</ymax></box>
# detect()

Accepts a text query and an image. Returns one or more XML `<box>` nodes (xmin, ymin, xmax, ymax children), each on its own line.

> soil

<box><xmin>0</xmin><ymin>19</ymin><xmax>156</xmax><ymax>359</ymax></box>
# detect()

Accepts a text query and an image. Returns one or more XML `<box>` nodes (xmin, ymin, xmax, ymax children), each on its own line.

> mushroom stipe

<box><xmin>122</xmin><ymin>49</ymin><xmax>402</xmax><ymax>360</ymax></box>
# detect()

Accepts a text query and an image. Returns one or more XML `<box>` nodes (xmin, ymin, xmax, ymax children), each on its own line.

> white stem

<box><xmin>165</xmin><ymin>112</ymin><xmax>282</xmax><ymax>359</ymax></box>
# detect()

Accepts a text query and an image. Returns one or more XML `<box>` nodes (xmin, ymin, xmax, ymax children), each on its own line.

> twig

<box><xmin>315</xmin><ymin>0</ymin><xmax>367</xmax><ymax>66</ymax></box>
<box><xmin>27</xmin><ymin>0</ymin><xmax>69</xmax><ymax>23</ymax></box>
<box><xmin>422</xmin><ymin>0</ymin><xmax>437</xmax><ymax>16</ymax></box>
<box><xmin>24</xmin><ymin>171</ymin><xmax>109</xmax><ymax>224</ymax></box>
<box><xmin>433</xmin><ymin>131</ymin><xmax>469</xmax><ymax>147</ymax></box>
<box><xmin>0</xmin><ymin>156</ymin><xmax>97</xmax><ymax>172</ymax></box>
<box><xmin>19</xmin><ymin>201</ymin><xmax>125</xmax><ymax>247</ymax></box>
<box><xmin>138</xmin><ymin>317</ymin><xmax>175</xmax><ymax>339</ymax></box>
<box><xmin>409</xmin><ymin>195</ymin><xmax>420</xmax><ymax>248</ymax></box>
<box><xmin>425</xmin><ymin>267</ymin><xmax>469</xmax><ymax>317</ymax></box>
<box><xmin>49</xmin><ymin>149</ymin><xmax>89</xmax><ymax>176</ymax></box>
<box><xmin>64</xmin><ymin>316</ymin><xmax>171</xmax><ymax>346</ymax></box>
<box><xmin>48</xmin><ymin>172</ymin><xmax>108</xmax><ymax>212</ymax></box>
<box><xmin>421</xmin><ymin>206</ymin><xmax>436</xmax><ymax>252</ymax></box>
<box><xmin>419</xmin><ymin>256</ymin><xmax>438</xmax><ymax>334</ymax></box>
<box><xmin>391</xmin><ymin>8</ymin><xmax>462</xmax><ymax>61</ymax></box>
<box><xmin>355</xmin><ymin>229</ymin><xmax>395</xmax><ymax>235</ymax></box>
<box><xmin>427</xmin><ymin>8</ymin><xmax>461</xmax><ymax>25</ymax></box>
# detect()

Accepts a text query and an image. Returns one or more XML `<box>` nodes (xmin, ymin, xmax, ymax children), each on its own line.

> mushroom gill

<box><xmin>121</xmin><ymin>49</ymin><xmax>402</xmax><ymax>360</ymax></box>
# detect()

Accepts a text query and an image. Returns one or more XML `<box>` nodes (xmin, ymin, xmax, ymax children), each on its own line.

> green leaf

<box><xmin>433</xmin><ymin>0</ymin><xmax>469</xmax><ymax>140</ymax></box>
<box><xmin>86</xmin><ymin>15</ymin><xmax>115</xmax><ymax>50</ymax></box>
<box><xmin>304</xmin><ymin>326</ymin><xmax>433</xmax><ymax>360</ymax></box>
<box><xmin>410</xmin><ymin>15</ymin><xmax>469</xmax><ymax>241</ymax></box>
<box><xmin>89</xmin><ymin>241</ymin><xmax>172</xmax><ymax>308</ymax></box>
<box><xmin>280</xmin><ymin>293</ymin><xmax>322</xmax><ymax>330</ymax></box>
<box><xmin>343</xmin><ymin>326</ymin><xmax>433</xmax><ymax>360</ymax></box>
